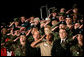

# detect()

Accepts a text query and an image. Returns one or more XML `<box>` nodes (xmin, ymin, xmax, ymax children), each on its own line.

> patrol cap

<box><xmin>66</xmin><ymin>14</ymin><xmax>72</xmax><ymax>19</ymax></box>
<box><xmin>52</xmin><ymin>8</ymin><xmax>58</xmax><ymax>13</ymax></box>
<box><xmin>59</xmin><ymin>12</ymin><xmax>66</xmax><ymax>16</ymax></box>
<box><xmin>34</xmin><ymin>17</ymin><xmax>40</xmax><ymax>22</ymax></box>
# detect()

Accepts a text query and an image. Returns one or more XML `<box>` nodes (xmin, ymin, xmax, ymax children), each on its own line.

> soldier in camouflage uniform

<box><xmin>1</xmin><ymin>27</ymin><xmax>8</xmax><ymax>43</ymax></box>
<box><xmin>14</xmin><ymin>33</ymin><xmax>30</xmax><ymax>56</ymax></box>
<box><xmin>70</xmin><ymin>34</ymin><xmax>83</xmax><ymax>56</ymax></box>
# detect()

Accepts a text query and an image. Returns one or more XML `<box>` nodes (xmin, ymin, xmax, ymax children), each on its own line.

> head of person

<box><xmin>31</xmin><ymin>27</ymin><xmax>38</xmax><ymax>35</ymax></box>
<box><xmin>30</xmin><ymin>16</ymin><xmax>34</xmax><ymax>22</ymax></box>
<box><xmin>33</xmin><ymin>31</ymin><xmax>40</xmax><ymax>41</ymax></box>
<box><xmin>34</xmin><ymin>17</ymin><xmax>40</xmax><ymax>25</ymax></box>
<box><xmin>44</xmin><ymin>25</ymin><xmax>52</xmax><ymax>35</ymax></box>
<box><xmin>46</xmin><ymin>33</ymin><xmax>54</xmax><ymax>41</ymax></box>
<box><xmin>15</xmin><ymin>21</ymin><xmax>19</xmax><ymax>26</ymax></box>
<box><xmin>59</xmin><ymin>16</ymin><xmax>65</xmax><ymax>22</ymax></box>
<box><xmin>52</xmin><ymin>12</ymin><xmax>57</xmax><ymax>17</ymax></box>
<box><xmin>59</xmin><ymin>29</ymin><xmax>67</xmax><ymax>39</ymax></box>
<box><xmin>77</xmin><ymin>34</ymin><xmax>83</xmax><ymax>46</ymax></box>
<box><xmin>14</xmin><ymin>18</ymin><xmax>19</xmax><ymax>26</ymax></box>
<box><xmin>66</xmin><ymin>17</ymin><xmax>72</xmax><ymax>25</ymax></box>
<box><xmin>73</xmin><ymin>8</ymin><xmax>78</xmax><ymax>13</ymax></box>
<box><xmin>52</xmin><ymin>20</ymin><xmax>58</xmax><ymax>26</ymax></box>
<box><xmin>20</xmin><ymin>16</ymin><xmax>26</xmax><ymax>23</ymax></box>
<box><xmin>74</xmin><ymin>23</ymin><xmax>81</xmax><ymax>29</ymax></box>
<box><xmin>1</xmin><ymin>28</ymin><xmax>7</xmax><ymax>35</ymax></box>
<box><xmin>60</xmin><ymin>8</ymin><xmax>65</xmax><ymax>13</ymax></box>
<box><xmin>20</xmin><ymin>34</ymin><xmax>26</xmax><ymax>46</ymax></box>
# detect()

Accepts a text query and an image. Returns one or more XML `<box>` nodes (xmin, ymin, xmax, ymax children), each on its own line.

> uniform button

<box><xmin>77</xmin><ymin>52</ymin><xmax>79</xmax><ymax>54</ymax></box>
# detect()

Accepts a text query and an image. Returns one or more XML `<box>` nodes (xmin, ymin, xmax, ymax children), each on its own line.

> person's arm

<box><xmin>72</xmin><ymin>34</ymin><xmax>78</xmax><ymax>40</ymax></box>
<box><xmin>79</xmin><ymin>24</ymin><xmax>83</xmax><ymax>29</ymax></box>
<box><xmin>7</xmin><ymin>33</ymin><xmax>11</xmax><ymax>35</ymax></box>
<box><xmin>44</xmin><ymin>20</ymin><xmax>50</xmax><ymax>27</ymax></box>
<box><xmin>52</xmin><ymin>26</ymin><xmax>58</xmax><ymax>31</ymax></box>
<box><xmin>66</xmin><ymin>9</ymin><xmax>72</xmax><ymax>14</ymax></box>
<box><xmin>48</xmin><ymin>14</ymin><xmax>52</xmax><ymax>18</ymax></box>
<box><xmin>13</xmin><ymin>37</ymin><xmax>20</xmax><ymax>42</ymax></box>
<box><xmin>9</xmin><ymin>22</ymin><xmax>15</xmax><ymax>27</ymax></box>
<box><xmin>31</xmin><ymin>35</ymin><xmax>45</xmax><ymax>48</ymax></box>
<box><xmin>26</xmin><ymin>29</ymin><xmax>32</xmax><ymax>36</ymax></box>
<box><xmin>25</xmin><ymin>18</ymin><xmax>31</xmax><ymax>22</ymax></box>
<box><xmin>7</xmin><ymin>29</ymin><xmax>14</xmax><ymax>35</ymax></box>
<box><xmin>16</xmin><ymin>26</ymin><xmax>21</xmax><ymax>28</ymax></box>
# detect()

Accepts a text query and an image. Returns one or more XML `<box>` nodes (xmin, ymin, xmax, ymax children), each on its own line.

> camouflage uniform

<box><xmin>70</xmin><ymin>45</ymin><xmax>83</xmax><ymax>56</ymax></box>
<box><xmin>52</xmin><ymin>32</ymin><xmax>59</xmax><ymax>41</ymax></box>
<box><xmin>66</xmin><ymin>27</ymin><xmax>73</xmax><ymax>38</ymax></box>
<box><xmin>14</xmin><ymin>44</ymin><xmax>26</xmax><ymax>56</ymax></box>
<box><xmin>14</xmin><ymin>41</ymin><xmax>30</xmax><ymax>56</ymax></box>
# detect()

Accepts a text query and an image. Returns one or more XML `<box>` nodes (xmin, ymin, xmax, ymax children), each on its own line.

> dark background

<box><xmin>0</xmin><ymin>0</ymin><xmax>83</xmax><ymax>23</ymax></box>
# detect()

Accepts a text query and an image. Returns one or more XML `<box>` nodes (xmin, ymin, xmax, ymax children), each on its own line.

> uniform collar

<box><xmin>61</xmin><ymin>37</ymin><xmax>67</xmax><ymax>43</ymax></box>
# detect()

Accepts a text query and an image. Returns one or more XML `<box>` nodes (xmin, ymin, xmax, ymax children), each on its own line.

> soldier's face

<box><xmin>33</xmin><ymin>31</ymin><xmax>40</xmax><ymax>39</ymax></box>
<box><xmin>15</xmin><ymin>22</ymin><xmax>19</xmax><ymax>26</ymax></box>
<box><xmin>52</xmin><ymin>13</ymin><xmax>57</xmax><ymax>17</ymax></box>
<box><xmin>77</xmin><ymin>34</ymin><xmax>83</xmax><ymax>42</ymax></box>
<box><xmin>66</xmin><ymin>18</ymin><xmax>72</xmax><ymax>24</ymax></box>
<box><xmin>20</xmin><ymin>35</ymin><xmax>26</xmax><ymax>43</ymax></box>
<box><xmin>2</xmin><ymin>28</ymin><xmax>7</xmax><ymax>35</ymax></box>
<box><xmin>35</xmin><ymin>20</ymin><xmax>39</xmax><ymax>25</ymax></box>
<box><xmin>52</xmin><ymin>20</ymin><xmax>58</xmax><ymax>26</ymax></box>
<box><xmin>73</xmin><ymin>8</ymin><xmax>78</xmax><ymax>13</ymax></box>
<box><xmin>59</xmin><ymin>29</ymin><xmax>67</xmax><ymax>39</ymax></box>
<box><xmin>44</xmin><ymin>28</ymin><xmax>51</xmax><ymax>35</ymax></box>
<box><xmin>60</xmin><ymin>8</ymin><xmax>65</xmax><ymax>13</ymax></box>
<box><xmin>59</xmin><ymin>16</ymin><xmax>64</xmax><ymax>22</ymax></box>
<box><xmin>30</xmin><ymin>17</ymin><xmax>34</xmax><ymax>20</ymax></box>
<box><xmin>77</xmin><ymin>34</ymin><xmax>83</xmax><ymax>46</ymax></box>
<box><xmin>21</xmin><ymin>17</ymin><xmax>25</xmax><ymax>23</ymax></box>
<box><xmin>31</xmin><ymin>28</ymin><xmax>38</xmax><ymax>35</ymax></box>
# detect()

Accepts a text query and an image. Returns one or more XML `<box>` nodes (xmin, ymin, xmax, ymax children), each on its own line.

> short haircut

<box><xmin>44</xmin><ymin>25</ymin><xmax>51</xmax><ymax>30</ymax></box>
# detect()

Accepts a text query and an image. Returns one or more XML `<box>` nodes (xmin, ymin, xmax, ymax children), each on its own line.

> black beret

<box><xmin>66</xmin><ymin>14</ymin><xmax>72</xmax><ymax>19</ymax></box>
<box><xmin>59</xmin><ymin>21</ymin><xmax>66</xmax><ymax>25</ymax></box>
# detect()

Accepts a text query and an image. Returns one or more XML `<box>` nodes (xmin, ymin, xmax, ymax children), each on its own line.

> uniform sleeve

<box><xmin>36</xmin><ymin>42</ymin><xmax>44</xmax><ymax>48</ymax></box>
<box><xmin>35</xmin><ymin>42</ymin><xmax>42</xmax><ymax>48</ymax></box>
<box><xmin>14</xmin><ymin>48</ymin><xmax>21</xmax><ymax>56</ymax></box>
